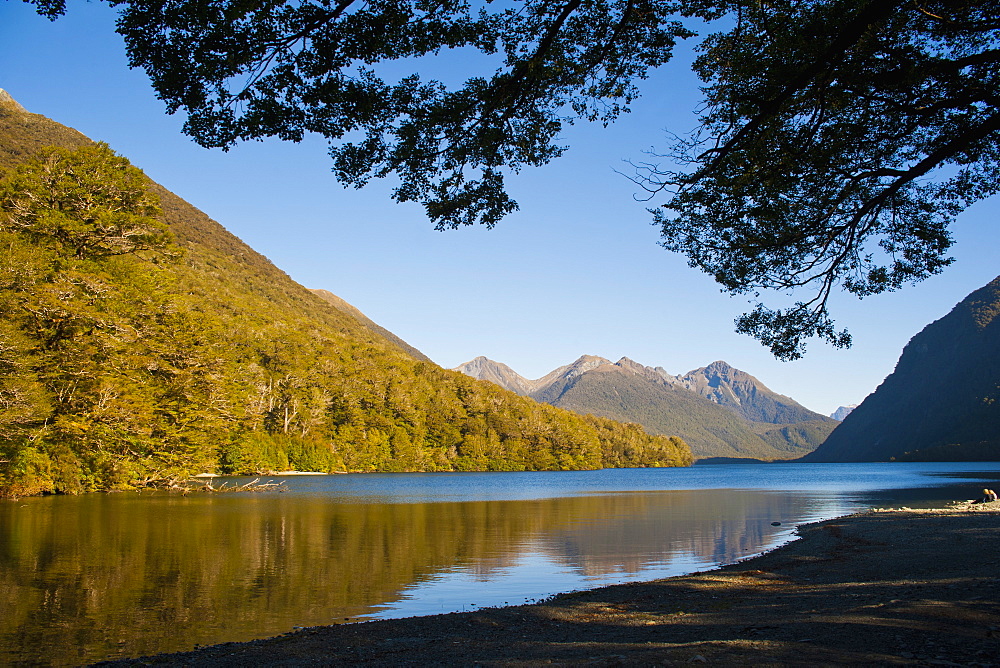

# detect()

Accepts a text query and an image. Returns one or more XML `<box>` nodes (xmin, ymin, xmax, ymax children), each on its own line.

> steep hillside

<box><xmin>456</xmin><ymin>355</ymin><xmax>836</xmax><ymax>460</ymax></box>
<box><xmin>0</xmin><ymin>92</ymin><xmax>691</xmax><ymax>495</ymax></box>
<box><xmin>311</xmin><ymin>289</ymin><xmax>429</xmax><ymax>361</ymax></box>
<box><xmin>807</xmin><ymin>276</ymin><xmax>1000</xmax><ymax>462</ymax></box>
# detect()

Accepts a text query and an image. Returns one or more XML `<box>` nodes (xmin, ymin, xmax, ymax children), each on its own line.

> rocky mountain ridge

<box><xmin>0</xmin><ymin>89</ymin><xmax>27</xmax><ymax>114</ymax></box>
<box><xmin>673</xmin><ymin>361</ymin><xmax>824</xmax><ymax>425</ymax></box>
<box><xmin>310</xmin><ymin>289</ymin><xmax>429</xmax><ymax>362</ymax></box>
<box><xmin>455</xmin><ymin>356</ymin><xmax>838</xmax><ymax>460</ymax></box>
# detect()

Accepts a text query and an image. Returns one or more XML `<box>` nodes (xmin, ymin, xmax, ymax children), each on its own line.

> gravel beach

<box><xmin>108</xmin><ymin>504</ymin><xmax>1000</xmax><ymax>667</ymax></box>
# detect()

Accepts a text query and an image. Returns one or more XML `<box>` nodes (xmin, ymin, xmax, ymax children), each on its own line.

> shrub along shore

<box><xmin>105</xmin><ymin>503</ymin><xmax>1000</xmax><ymax>666</ymax></box>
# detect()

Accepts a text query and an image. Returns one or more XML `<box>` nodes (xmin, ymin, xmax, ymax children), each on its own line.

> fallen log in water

<box><xmin>194</xmin><ymin>478</ymin><xmax>288</xmax><ymax>493</ymax></box>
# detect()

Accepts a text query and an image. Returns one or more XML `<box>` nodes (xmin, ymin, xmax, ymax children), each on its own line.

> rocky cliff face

<box><xmin>675</xmin><ymin>361</ymin><xmax>828</xmax><ymax>425</ymax></box>
<box><xmin>830</xmin><ymin>405</ymin><xmax>858</xmax><ymax>421</ymax></box>
<box><xmin>0</xmin><ymin>89</ymin><xmax>27</xmax><ymax>114</ymax></box>
<box><xmin>807</xmin><ymin>276</ymin><xmax>1000</xmax><ymax>462</ymax></box>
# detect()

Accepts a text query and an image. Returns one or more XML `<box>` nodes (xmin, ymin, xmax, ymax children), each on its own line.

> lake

<box><xmin>3</xmin><ymin>462</ymin><xmax>999</xmax><ymax>665</ymax></box>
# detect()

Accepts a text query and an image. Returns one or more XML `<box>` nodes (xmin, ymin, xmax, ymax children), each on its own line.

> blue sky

<box><xmin>2</xmin><ymin>1</ymin><xmax>998</xmax><ymax>416</ymax></box>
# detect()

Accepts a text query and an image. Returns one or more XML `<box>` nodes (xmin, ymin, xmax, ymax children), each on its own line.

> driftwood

<box><xmin>135</xmin><ymin>477</ymin><xmax>288</xmax><ymax>494</ymax></box>
<box><xmin>194</xmin><ymin>478</ymin><xmax>288</xmax><ymax>493</ymax></box>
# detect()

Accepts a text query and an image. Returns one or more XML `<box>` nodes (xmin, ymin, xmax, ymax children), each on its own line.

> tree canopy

<box><xmin>70</xmin><ymin>0</ymin><xmax>692</xmax><ymax>230</ymax></box>
<box><xmin>0</xmin><ymin>142</ymin><xmax>172</xmax><ymax>258</ymax></box>
<box><xmin>26</xmin><ymin>0</ymin><xmax>1000</xmax><ymax>357</ymax></box>
<box><xmin>643</xmin><ymin>0</ymin><xmax>1000</xmax><ymax>358</ymax></box>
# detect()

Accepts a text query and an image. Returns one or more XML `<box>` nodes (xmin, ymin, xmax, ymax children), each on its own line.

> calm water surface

<box><xmin>3</xmin><ymin>462</ymin><xmax>999</xmax><ymax>665</ymax></box>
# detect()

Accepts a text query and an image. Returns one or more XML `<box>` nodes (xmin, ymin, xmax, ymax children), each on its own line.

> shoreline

<box><xmin>105</xmin><ymin>503</ymin><xmax>1000</xmax><ymax>666</ymax></box>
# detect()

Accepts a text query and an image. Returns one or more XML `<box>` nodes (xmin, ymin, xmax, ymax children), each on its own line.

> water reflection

<box><xmin>4</xmin><ymin>462</ymin><xmax>999</xmax><ymax>666</ymax></box>
<box><xmin>2</xmin><ymin>487</ymin><xmax>822</xmax><ymax>665</ymax></box>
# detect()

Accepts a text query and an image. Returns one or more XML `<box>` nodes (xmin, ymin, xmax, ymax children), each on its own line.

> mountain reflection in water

<box><xmin>4</xmin><ymin>462</ymin><xmax>999</xmax><ymax>665</ymax></box>
<box><xmin>2</xmin><ymin>488</ymin><xmax>805</xmax><ymax>664</ymax></box>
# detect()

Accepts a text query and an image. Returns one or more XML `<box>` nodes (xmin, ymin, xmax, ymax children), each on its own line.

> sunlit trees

<box><xmin>0</xmin><ymin>142</ymin><xmax>171</xmax><ymax>258</ymax></box>
<box><xmin>0</xmin><ymin>142</ymin><xmax>199</xmax><ymax>492</ymax></box>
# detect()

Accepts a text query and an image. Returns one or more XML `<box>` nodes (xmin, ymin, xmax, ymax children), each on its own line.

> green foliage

<box><xmin>755</xmin><ymin>420</ymin><xmax>839</xmax><ymax>455</ymax></box>
<box><xmin>645</xmin><ymin>0</ymin><xmax>1000</xmax><ymax>359</ymax></box>
<box><xmin>0</xmin><ymin>320</ymin><xmax>50</xmax><ymax>441</ymax></box>
<box><xmin>0</xmin><ymin>142</ymin><xmax>215</xmax><ymax>492</ymax></box>
<box><xmin>894</xmin><ymin>441</ymin><xmax>1000</xmax><ymax>463</ymax></box>
<box><xmin>0</xmin><ymin>142</ymin><xmax>172</xmax><ymax>258</ymax></box>
<box><xmin>0</xmin><ymin>128</ymin><xmax>691</xmax><ymax>495</ymax></box>
<box><xmin>0</xmin><ymin>442</ymin><xmax>54</xmax><ymax>496</ymax></box>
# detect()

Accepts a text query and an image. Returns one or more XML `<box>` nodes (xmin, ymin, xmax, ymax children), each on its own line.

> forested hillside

<box><xmin>0</xmin><ymin>94</ymin><xmax>691</xmax><ymax>496</ymax></box>
<box><xmin>807</xmin><ymin>276</ymin><xmax>1000</xmax><ymax>462</ymax></box>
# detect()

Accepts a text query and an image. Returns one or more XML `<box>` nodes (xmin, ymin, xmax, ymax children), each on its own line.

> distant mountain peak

<box><xmin>453</xmin><ymin>356</ymin><xmax>538</xmax><ymax>396</ymax></box>
<box><xmin>571</xmin><ymin>354</ymin><xmax>612</xmax><ymax>368</ymax></box>
<box><xmin>455</xmin><ymin>356</ymin><xmax>510</xmax><ymax>374</ymax></box>
<box><xmin>549</xmin><ymin>355</ymin><xmax>614</xmax><ymax>379</ymax></box>
<box><xmin>676</xmin><ymin>361</ymin><xmax>830</xmax><ymax>425</ymax></box>
<box><xmin>830</xmin><ymin>405</ymin><xmax>858</xmax><ymax>421</ymax></box>
<box><xmin>615</xmin><ymin>356</ymin><xmax>642</xmax><ymax>369</ymax></box>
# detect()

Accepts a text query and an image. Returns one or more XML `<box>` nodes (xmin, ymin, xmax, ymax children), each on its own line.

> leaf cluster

<box><xmin>41</xmin><ymin>0</ymin><xmax>696</xmax><ymax>229</ymax></box>
<box><xmin>642</xmin><ymin>0</ymin><xmax>1000</xmax><ymax>358</ymax></box>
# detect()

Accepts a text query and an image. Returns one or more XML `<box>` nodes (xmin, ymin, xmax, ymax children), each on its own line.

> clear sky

<box><xmin>2</xmin><ymin>1</ymin><xmax>998</xmax><ymax>416</ymax></box>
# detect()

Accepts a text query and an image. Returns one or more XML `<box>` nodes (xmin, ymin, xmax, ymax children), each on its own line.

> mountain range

<box><xmin>0</xmin><ymin>91</ymin><xmax>691</xmax><ymax>496</ymax></box>
<box><xmin>455</xmin><ymin>356</ymin><xmax>838</xmax><ymax>461</ymax></box>
<box><xmin>807</xmin><ymin>276</ymin><xmax>1000</xmax><ymax>462</ymax></box>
